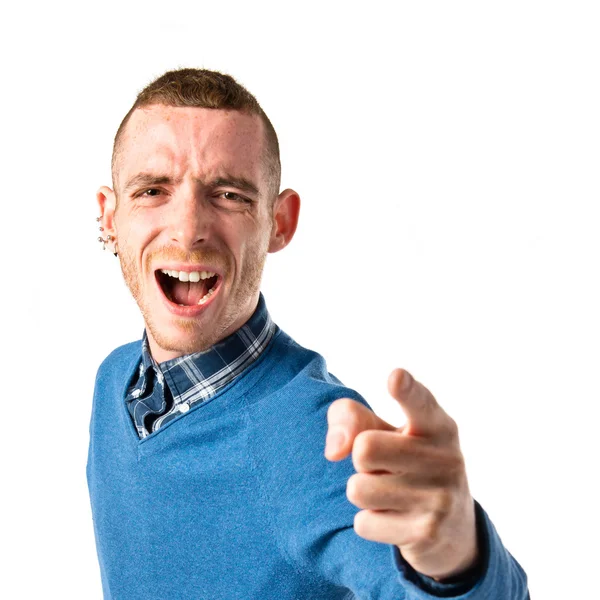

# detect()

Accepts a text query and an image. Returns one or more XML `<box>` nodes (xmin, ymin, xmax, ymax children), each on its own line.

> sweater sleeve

<box><xmin>261</xmin><ymin>385</ymin><xmax>529</xmax><ymax>600</ymax></box>
<box><xmin>390</xmin><ymin>500</ymin><xmax>529</xmax><ymax>599</ymax></box>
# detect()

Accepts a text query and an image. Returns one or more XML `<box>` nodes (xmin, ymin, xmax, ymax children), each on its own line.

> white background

<box><xmin>1</xmin><ymin>1</ymin><xmax>599</xmax><ymax>598</ymax></box>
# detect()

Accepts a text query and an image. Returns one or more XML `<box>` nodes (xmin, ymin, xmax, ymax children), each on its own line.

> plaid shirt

<box><xmin>125</xmin><ymin>294</ymin><xmax>277</xmax><ymax>439</ymax></box>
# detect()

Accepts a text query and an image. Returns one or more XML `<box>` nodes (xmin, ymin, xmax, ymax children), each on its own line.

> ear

<box><xmin>96</xmin><ymin>185</ymin><xmax>118</xmax><ymax>252</ymax></box>
<box><xmin>268</xmin><ymin>188</ymin><xmax>300</xmax><ymax>253</ymax></box>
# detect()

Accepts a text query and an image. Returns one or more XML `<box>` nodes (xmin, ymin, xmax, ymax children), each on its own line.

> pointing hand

<box><xmin>325</xmin><ymin>369</ymin><xmax>479</xmax><ymax>581</ymax></box>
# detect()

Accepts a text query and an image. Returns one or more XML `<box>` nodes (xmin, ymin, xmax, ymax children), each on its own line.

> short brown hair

<box><xmin>111</xmin><ymin>68</ymin><xmax>281</xmax><ymax>199</ymax></box>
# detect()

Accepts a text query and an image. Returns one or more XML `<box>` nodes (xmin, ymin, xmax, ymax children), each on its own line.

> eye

<box><xmin>222</xmin><ymin>192</ymin><xmax>245</xmax><ymax>201</ymax></box>
<box><xmin>141</xmin><ymin>188</ymin><xmax>161</xmax><ymax>197</ymax></box>
<box><xmin>219</xmin><ymin>191</ymin><xmax>253</xmax><ymax>204</ymax></box>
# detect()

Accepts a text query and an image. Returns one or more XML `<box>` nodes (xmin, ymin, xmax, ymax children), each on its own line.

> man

<box><xmin>88</xmin><ymin>68</ymin><xmax>529</xmax><ymax>599</ymax></box>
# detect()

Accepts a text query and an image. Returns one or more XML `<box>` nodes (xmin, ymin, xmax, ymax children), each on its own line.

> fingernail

<box><xmin>326</xmin><ymin>429</ymin><xmax>346</xmax><ymax>456</ymax></box>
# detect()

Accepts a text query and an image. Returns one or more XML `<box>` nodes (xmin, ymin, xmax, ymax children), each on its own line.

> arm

<box><xmin>321</xmin><ymin>369</ymin><xmax>529</xmax><ymax>598</ymax></box>
<box><xmin>392</xmin><ymin>499</ymin><xmax>528</xmax><ymax>598</ymax></box>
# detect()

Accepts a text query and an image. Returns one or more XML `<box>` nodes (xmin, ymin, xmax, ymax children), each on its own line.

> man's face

<box><xmin>105</xmin><ymin>105</ymin><xmax>280</xmax><ymax>362</ymax></box>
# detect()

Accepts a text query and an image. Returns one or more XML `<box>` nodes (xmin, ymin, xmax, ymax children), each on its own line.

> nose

<box><xmin>167</xmin><ymin>185</ymin><xmax>213</xmax><ymax>250</ymax></box>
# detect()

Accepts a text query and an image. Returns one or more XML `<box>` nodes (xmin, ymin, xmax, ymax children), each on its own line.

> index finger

<box><xmin>388</xmin><ymin>369</ymin><xmax>456</xmax><ymax>439</ymax></box>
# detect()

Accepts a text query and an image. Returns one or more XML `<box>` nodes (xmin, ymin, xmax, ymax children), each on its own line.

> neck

<box><xmin>145</xmin><ymin>293</ymin><xmax>261</xmax><ymax>364</ymax></box>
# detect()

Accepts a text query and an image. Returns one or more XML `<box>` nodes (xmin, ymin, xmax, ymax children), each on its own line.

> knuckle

<box><xmin>445</xmin><ymin>451</ymin><xmax>466</xmax><ymax>479</ymax></box>
<box><xmin>346</xmin><ymin>474</ymin><xmax>358</xmax><ymax>504</ymax></box>
<box><xmin>352</xmin><ymin>430</ymin><xmax>378</xmax><ymax>468</ymax></box>
<box><xmin>420</xmin><ymin>513</ymin><xmax>442</xmax><ymax>546</ymax></box>
<box><xmin>346</xmin><ymin>474</ymin><xmax>366</xmax><ymax>506</ymax></box>
<box><xmin>353</xmin><ymin>510</ymin><xmax>370</xmax><ymax>537</ymax></box>
<box><xmin>446</xmin><ymin>417</ymin><xmax>459</xmax><ymax>437</ymax></box>
<box><xmin>433</xmin><ymin>488</ymin><xmax>455</xmax><ymax>517</ymax></box>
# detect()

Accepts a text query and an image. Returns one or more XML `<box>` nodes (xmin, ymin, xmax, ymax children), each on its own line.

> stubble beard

<box><xmin>117</xmin><ymin>239</ymin><xmax>268</xmax><ymax>356</ymax></box>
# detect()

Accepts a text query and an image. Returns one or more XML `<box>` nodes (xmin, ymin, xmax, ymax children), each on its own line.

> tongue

<box><xmin>171</xmin><ymin>280</ymin><xmax>209</xmax><ymax>305</ymax></box>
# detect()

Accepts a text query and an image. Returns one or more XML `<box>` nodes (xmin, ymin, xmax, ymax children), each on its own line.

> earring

<box><xmin>97</xmin><ymin>215</ymin><xmax>117</xmax><ymax>256</ymax></box>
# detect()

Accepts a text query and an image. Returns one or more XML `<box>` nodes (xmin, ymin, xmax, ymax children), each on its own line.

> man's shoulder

<box><xmin>95</xmin><ymin>339</ymin><xmax>143</xmax><ymax>382</ymax></box>
<box><xmin>265</xmin><ymin>328</ymin><xmax>372</xmax><ymax>411</ymax></box>
<box><xmin>268</xmin><ymin>329</ymin><xmax>339</xmax><ymax>384</ymax></box>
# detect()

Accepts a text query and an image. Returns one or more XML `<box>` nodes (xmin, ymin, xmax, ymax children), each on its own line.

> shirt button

<box><xmin>178</xmin><ymin>403</ymin><xmax>190</xmax><ymax>413</ymax></box>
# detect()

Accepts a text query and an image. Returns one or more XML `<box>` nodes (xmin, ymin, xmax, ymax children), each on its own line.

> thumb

<box><xmin>325</xmin><ymin>397</ymin><xmax>395</xmax><ymax>461</ymax></box>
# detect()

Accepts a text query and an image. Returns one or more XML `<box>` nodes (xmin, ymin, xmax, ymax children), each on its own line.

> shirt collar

<box><xmin>129</xmin><ymin>292</ymin><xmax>276</xmax><ymax>405</ymax></box>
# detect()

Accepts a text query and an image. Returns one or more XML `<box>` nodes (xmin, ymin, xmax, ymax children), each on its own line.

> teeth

<box><xmin>197</xmin><ymin>286</ymin><xmax>216</xmax><ymax>305</ymax></box>
<box><xmin>160</xmin><ymin>269</ymin><xmax>216</xmax><ymax>281</ymax></box>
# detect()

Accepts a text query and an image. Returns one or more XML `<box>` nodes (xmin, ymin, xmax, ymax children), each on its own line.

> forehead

<box><xmin>117</xmin><ymin>105</ymin><xmax>266</xmax><ymax>189</ymax></box>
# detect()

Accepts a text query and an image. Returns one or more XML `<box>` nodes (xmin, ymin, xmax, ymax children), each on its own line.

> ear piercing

<box><xmin>97</xmin><ymin>216</ymin><xmax>118</xmax><ymax>257</ymax></box>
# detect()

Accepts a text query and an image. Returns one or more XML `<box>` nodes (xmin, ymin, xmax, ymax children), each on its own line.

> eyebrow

<box><xmin>123</xmin><ymin>173</ymin><xmax>260</xmax><ymax>196</ymax></box>
<box><xmin>123</xmin><ymin>173</ymin><xmax>176</xmax><ymax>193</ymax></box>
<box><xmin>210</xmin><ymin>176</ymin><xmax>259</xmax><ymax>196</ymax></box>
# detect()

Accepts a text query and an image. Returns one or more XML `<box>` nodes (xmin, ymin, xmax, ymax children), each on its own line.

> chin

<box><xmin>140</xmin><ymin>273</ymin><xmax>261</xmax><ymax>360</ymax></box>
<box><xmin>146</xmin><ymin>316</ymin><xmax>223</xmax><ymax>356</ymax></box>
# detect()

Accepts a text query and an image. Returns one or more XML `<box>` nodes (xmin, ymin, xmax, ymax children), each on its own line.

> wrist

<box><xmin>432</xmin><ymin>549</ymin><xmax>481</xmax><ymax>582</ymax></box>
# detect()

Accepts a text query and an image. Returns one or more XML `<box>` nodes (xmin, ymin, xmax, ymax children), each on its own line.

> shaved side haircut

<box><xmin>111</xmin><ymin>68</ymin><xmax>281</xmax><ymax>202</ymax></box>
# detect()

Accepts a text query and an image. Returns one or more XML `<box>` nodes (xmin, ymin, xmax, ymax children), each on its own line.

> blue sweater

<box><xmin>87</xmin><ymin>328</ymin><xmax>529</xmax><ymax>599</ymax></box>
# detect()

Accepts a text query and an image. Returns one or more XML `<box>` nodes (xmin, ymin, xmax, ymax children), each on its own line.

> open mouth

<box><xmin>156</xmin><ymin>269</ymin><xmax>221</xmax><ymax>306</ymax></box>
